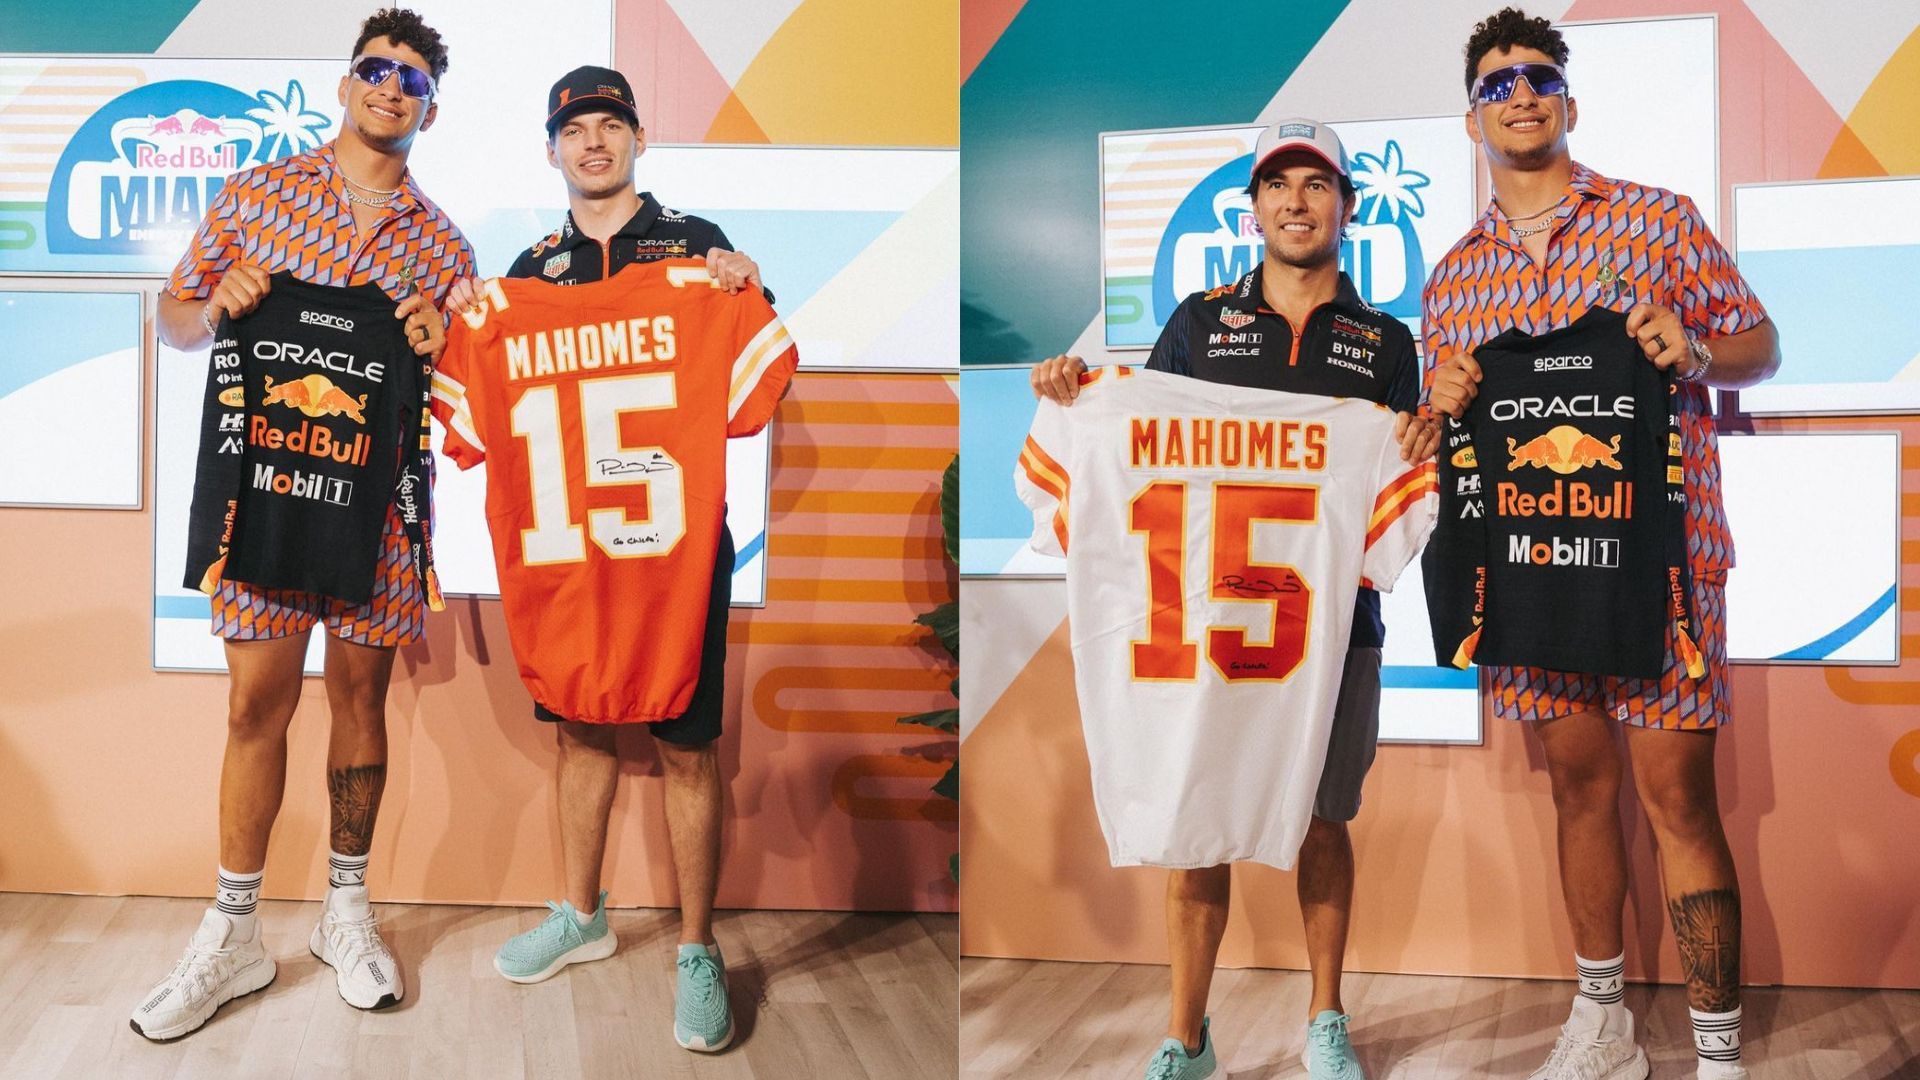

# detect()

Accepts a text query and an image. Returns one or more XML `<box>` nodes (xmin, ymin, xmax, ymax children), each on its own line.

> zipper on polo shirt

<box><xmin>1264</xmin><ymin>301</ymin><xmax>1330</xmax><ymax>366</ymax></box>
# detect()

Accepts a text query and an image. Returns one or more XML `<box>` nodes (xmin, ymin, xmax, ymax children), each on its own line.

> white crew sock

<box><xmin>1691</xmin><ymin>1004</ymin><xmax>1742</xmax><ymax>1069</ymax></box>
<box><xmin>1575</xmin><ymin>951</ymin><xmax>1626</xmax><ymax>1005</ymax></box>
<box><xmin>327</xmin><ymin>849</ymin><xmax>369</xmax><ymax>890</ymax></box>
<box><xmin>215</xmin><ymin>866</ymin><xmax>263</xmax><ymax>935</ymax></box>
<box><xmin>1574</xmin><ymin>951</ymin><xmax>1630</xmax><ymax>1031</ymax></box>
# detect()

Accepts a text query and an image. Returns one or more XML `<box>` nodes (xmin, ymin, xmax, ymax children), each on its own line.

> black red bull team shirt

<box><xmin>184</xmin><ymin>275</ymin><xmax>424</xmax><ymax>605</ymax></box>
<box><xmin>1148</xmin><ymin>266</ymin><xmax>1420</xmax><ymax>648</ymax></box>
<box><xmin>1422</xmin><ymin>307</ymin><xmax>1704</xmax><ymax>679</ymax></box>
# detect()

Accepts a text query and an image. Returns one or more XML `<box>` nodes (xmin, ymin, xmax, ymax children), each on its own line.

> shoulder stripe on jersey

<box><xmin>1364</xmin><ymin>463</ymin><xmax>1436</xmax><ymax>547</ymax></box>
<box><xmin>430</xmin><ymin>372</ymin><xmax>485</xmax><ymax>452</ymax></box>
<box><xmin>1017</xmin><ymin>436</ymin><xmax>1071</xmax><ymax>553</ymax></box>
<box><xmin>1074</xmin><ymin>365</ymin><xmax>1134</xmax><ymax>389</ymax></box>
<box><xmin>727</xmin><ymin>317</ymin><xmax>794</xmax><ymax>422</ymax></box>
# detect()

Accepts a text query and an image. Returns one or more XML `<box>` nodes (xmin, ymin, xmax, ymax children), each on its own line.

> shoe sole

<box><xmin>676</xmin><ymin>1018</ymin><xmax>735</xmax><ymax>1053</ymax></box>
<box><xmin>1527</xmin><ymin>1046</ymin><xmax>1649</xmax><ymax>1080</ymax></box>
<box><xmin>493</xmin><ymin>931</ymin><xmax>618</xmax><ymax>985</ymax></box>
<box><xmin>128</xmin><ymin>955</ymin><xmax>277</xmax><ymax>1042</ymax></box>
<box><xmin>310</xmin><ymin>929</ymin><xmax>403</xmax><ymax>1011</ymax></box>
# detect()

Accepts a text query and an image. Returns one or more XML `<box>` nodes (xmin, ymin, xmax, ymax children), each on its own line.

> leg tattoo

<box><xmin>1668</xmin><ymin>887</ymin><xmax>1741</xmax><ymax>1012</ymax></box>
<box><xmin>327</xmin><ymin>763</ymin><xmax>387</xmax><ymax>857</ymax></box>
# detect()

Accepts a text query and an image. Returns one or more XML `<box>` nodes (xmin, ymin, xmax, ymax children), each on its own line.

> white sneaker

<box><xmin>1528</xmin><ymin>996</ymin><xmax>1650</xmax><ymax>1080</ymax></box>
<box><xmin>129</xmin><ymin>908</ymin><xmax>277</xmax><ymax>1040</ymax></box>
<box><xmin>309</xmin><ymin>885</ymin><xmax>403</xmax><ymax>1009</ymax></box>
<box><xmin>1697</xmin><ymin>1063</ymin><xmax>1749</xmax><ymax>1079</ymax></box>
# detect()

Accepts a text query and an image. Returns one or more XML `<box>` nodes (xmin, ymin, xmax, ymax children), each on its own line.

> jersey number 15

<box><xmin>1129</xmin><ymin>480</ymin><xmax>1317</xmax><ymax>683</ymax></box>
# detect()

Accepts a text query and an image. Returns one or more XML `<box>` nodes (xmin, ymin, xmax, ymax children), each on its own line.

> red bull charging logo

<box><xmin>262</xmin><ymin>374</ymin><xmax>368</xmax><ymax>424</ymax></box>
<box><xmin>1505</xmin><ymin>425</ymin><xmax>1623</xmax><ymax>475</ymax></box>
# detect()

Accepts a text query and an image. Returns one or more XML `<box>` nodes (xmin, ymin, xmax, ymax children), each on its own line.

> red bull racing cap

<box><xmin>1248</xmin><ymin>117</ymin><xmax>1350</xmax><ymax>191</ymax></box>
<box><xmin>546</xmin><ymin>65</ymin><xmax>640</xmax><ymax>136</ymax></box>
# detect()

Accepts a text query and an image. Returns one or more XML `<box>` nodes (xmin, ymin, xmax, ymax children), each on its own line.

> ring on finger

<box><xmin>1652</xmin><ymin>333</ymin><xmax>1668</xmax><ymax>352</ymax></box>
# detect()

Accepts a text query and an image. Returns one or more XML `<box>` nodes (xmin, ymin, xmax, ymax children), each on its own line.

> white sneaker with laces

<box><xmin>310</xmin><ymin>885</ymin><xmax>403</xmax><ymax>1009</ymax></box>
<box><xmin>129</xmin><ymin>908</ymin><xmax>277</xmax><ymax>1041</ymax></box>
<box><xmin>1527</xmin><ymin>996</ymin><xmax>1650</xmax><ymax>1080</ymax></box>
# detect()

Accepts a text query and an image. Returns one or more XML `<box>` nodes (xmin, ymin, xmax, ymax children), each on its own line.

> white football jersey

<box><xmin>1015</xmin><ymin>366</ymin><xmax>1437</xmax><ymax>869</ymax></box>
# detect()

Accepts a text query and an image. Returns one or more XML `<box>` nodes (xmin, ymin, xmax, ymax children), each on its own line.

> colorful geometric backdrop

<box><xmin>960</xmin><ymin>0</ymin><xmax>1920</xmax><ymax>989</ymax></box>
<box><xmin>0</xmin><ymin>0</ymin><xmax>958</xmax><ymax>914</ymax></box>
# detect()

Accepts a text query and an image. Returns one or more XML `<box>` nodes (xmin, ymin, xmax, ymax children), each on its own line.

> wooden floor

<box><xmin>0</xmin><ymin>892</ymin><xmax>956</xmax><ymax>1079</ymax></box>
<box><xmin>961</xmin><ymin>958</ymin><xmax>1920</xmax><ymax>1080</ymax></box>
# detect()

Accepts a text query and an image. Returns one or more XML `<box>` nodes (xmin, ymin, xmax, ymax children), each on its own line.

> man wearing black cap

<box><xmin>1029</xmin><ymin>119</ymin><xmax>1437</xmax><ymax>1080</ymax></box>
<box><xmin>449</xmin><ymin>64</ymin><xmax>767</xmax><ymax>1054</ymax></box>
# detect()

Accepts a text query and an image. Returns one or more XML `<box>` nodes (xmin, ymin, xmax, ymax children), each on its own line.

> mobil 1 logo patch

<box><xmin>252</xmin><ymin>463</ymin><xmax>353</xmax><ymax>506</ymax></box>
<box><xmin>1507</xmin><ymin>534</ymin><xmax>1618</xmax><ymax>568</ymax></box>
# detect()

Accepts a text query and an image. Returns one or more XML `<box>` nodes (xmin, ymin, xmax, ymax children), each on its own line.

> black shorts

<box><xmin>533</xmin><ymin>524</ymin><xmax>734</xmax><ymax>746</ymax></box>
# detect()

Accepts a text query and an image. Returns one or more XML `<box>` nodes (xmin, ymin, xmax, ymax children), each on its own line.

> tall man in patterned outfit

<box><xmin>1422</xmin><ymin>10</ymin><xmax>1779</xmax><ymax>1079</ymax></box>
<box><xmin>130</xmin><ymin>8</ymin><xmax>475</xmax><ymax>1041</ymax></box>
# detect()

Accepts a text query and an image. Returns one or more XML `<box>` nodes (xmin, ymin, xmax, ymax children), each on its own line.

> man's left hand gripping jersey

<box><xmin>1422</xmin><ymin>306</ymin><xmax>1704</xmax><ymax>680</ymax></box>
<box><xmin>1014</xmin><ymin>366</ymin><xmax>1437</xmax><ymax>871</ymax></box>
<box><xmin>431</xmin><ymin>260</ymin><xmax>797</xmax><ymax>724</ymax></box>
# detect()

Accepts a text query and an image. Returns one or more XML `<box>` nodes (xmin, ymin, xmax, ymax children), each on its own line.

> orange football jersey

<box><xmin>432</xmin><ymin>260</ymin><xmax>797</xmax><ymax>723</ymax></box>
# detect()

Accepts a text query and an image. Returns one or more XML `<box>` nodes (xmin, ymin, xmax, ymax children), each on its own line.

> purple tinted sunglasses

<box><xmin>1471</xmin><ymin>62</ymin><xmax>1568</xmax><ymax>105</ymax></box>
<box><xmin>351</xmin><ymin>55</ymin><xmax>435</xmax><ymax>99</ymax></box>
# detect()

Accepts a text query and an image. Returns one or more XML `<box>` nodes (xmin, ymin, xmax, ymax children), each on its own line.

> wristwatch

<box><xmin>1680</xmin><ymin>335</ymin><xmax>1713</xmax><ymax>382</ymax></box>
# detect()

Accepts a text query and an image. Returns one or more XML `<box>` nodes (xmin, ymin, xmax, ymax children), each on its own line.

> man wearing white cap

<box><xmin>1031</xmin><ymin>118</ymin><xmax>1437</xmax><ymax>1080</ymax></box>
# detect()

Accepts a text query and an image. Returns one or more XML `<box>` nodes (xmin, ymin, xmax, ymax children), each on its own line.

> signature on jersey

<box><xmin>1215</xmin><ymin>572</ymin><xmax>1303</xmax><ymax>596</ymax></box>
<box><xmin>596</xmin><ymin>455</ymin><xmax>678</xmax><ymax>477</ymax></box>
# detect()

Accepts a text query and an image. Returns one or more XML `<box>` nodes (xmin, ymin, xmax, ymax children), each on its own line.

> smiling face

<box><xmin>336</xmin><ymin>36</ymin><xmax>437</xmax><ymax>153</ymax></box>
<box><xmin>1251</xmin><ymin>151</ymin><xmax>1354</xmax><ymax>271</ymax></box>
<box><xmin>546</xmin><ymin>110</ymin><xmax>642</xmax><ymax>200</ymax></box>
<box><xmin>1466</xmin><ymin>44</ymin><xmax>1576</xmax><ymax>171</ymax></box>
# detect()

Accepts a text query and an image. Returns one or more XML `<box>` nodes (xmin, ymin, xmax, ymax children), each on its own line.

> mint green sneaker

<box><xmin>1144</xmin><ymin>1016</ymin><xmax>1217</xmax><ymax>1079</ymax></box>
<box><xmin>1302</xmin><ymin>1010</ymin><xmax>1365</xmax><ymax>1079</ymax></box>
<box><xmin>493</xmin><ymin>892</ymin><xmax>616</xmax><ymax>984</ymax></box>
<box><xmin>674</xmin><ymin>943</ymin><xmax>733</xmax><ymax>1052</ymax></box>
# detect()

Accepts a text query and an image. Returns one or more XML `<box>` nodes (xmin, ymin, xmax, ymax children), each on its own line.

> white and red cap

<box><xmin>1249</xmin><ymin>117</ymin><xmax>1349</xmax><ymax>188</ymax></box>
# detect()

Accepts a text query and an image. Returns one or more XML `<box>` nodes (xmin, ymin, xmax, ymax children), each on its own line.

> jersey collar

<box><xmin>1242</xmin><ymin>264</ymin><xmax>1372</xmax><ymax>319</ymax></box>
<box><xmin>550</xmin><ymin>191</ymin><xmax>672</xmax><ymax>256</ymax></box>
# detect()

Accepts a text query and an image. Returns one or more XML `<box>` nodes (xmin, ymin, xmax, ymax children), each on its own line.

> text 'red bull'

<box><xmin>249</xmin><ymin>415</ymin><xmax>370</xmax><ymax>465</ymax></box>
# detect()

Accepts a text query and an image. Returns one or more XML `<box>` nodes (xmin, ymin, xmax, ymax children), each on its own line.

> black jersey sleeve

<box><xmin>1422</xmin><ymin>414</ymin><xmax>1486</xmax><ymax>668</ymax></box>
<box><xmin>1146</xmin><ymin>299</ymin><xmax>1194</xmax><ymax>375</ymax></box>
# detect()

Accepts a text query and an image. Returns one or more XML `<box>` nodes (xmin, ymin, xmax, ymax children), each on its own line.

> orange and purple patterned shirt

<box><xmin>1421</xmin><ymin>161</ymin><xmax>1766</xmax><ymax>575</ymax></box>
<box><xmin>165</xmin><ymin>142</ymin><xmax>474</xmax><ymax>306</ymax></box>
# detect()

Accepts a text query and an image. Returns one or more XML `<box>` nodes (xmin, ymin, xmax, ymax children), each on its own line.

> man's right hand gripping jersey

<box><xmin>1015</xmin><ymin>367</ymin><xmax>1436</xmax><ymax>871</ymax></box>
<box><xmin>1422</xmin><ymin>307</ymin><xmax>1704</xmax><ymax>680</ymax></box>
<box><xmin>431</xmin><ymin>260</ymin><xmax>797</xmax><ymax>724</ymax></box>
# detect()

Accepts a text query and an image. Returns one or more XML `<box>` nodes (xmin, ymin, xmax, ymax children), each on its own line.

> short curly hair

<box><xmin>1463</xmin><ymin>7</ymin><xmax>1568</xmax><ymax>95</ymax></box>
<box><xmin>353</xmin><ymin>8</ymin><xmax>450</xmax><ymax>82</ymax></box>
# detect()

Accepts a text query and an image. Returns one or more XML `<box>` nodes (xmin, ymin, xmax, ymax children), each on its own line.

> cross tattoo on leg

<box><xmin>1669</xmin><ymin>887</ymin><xmax>1742</xmax><ymax>1013</ymax></box>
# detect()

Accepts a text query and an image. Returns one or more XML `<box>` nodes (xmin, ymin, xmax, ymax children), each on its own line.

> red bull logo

<box><xmin>126</xmin><ymin>110</ymin><xmax>245</xmax><ymax>169</ymax></box>
<box><xmin>45</xmin><ymin>79</ymin><xmax>333</xmax><ymax>258</ymax></box>
<box><xmin>262</xmin><ymin>373</ymin><xmax>368</xmax><ymax>424</ymax></box>
<box><xmin>249</xmin><ymin>415</ymin><xmax>371</xmax><ymax>465</ymax></box>
<box><xmin>1496</xmin><ymin>480</ymin><xmax>1633</xmax><ymax>519</ymax></box>
<box><xmin>1505</xmin><ymin>425</ymin><xmax>1623</xmax><ymax>475</ymax></box>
